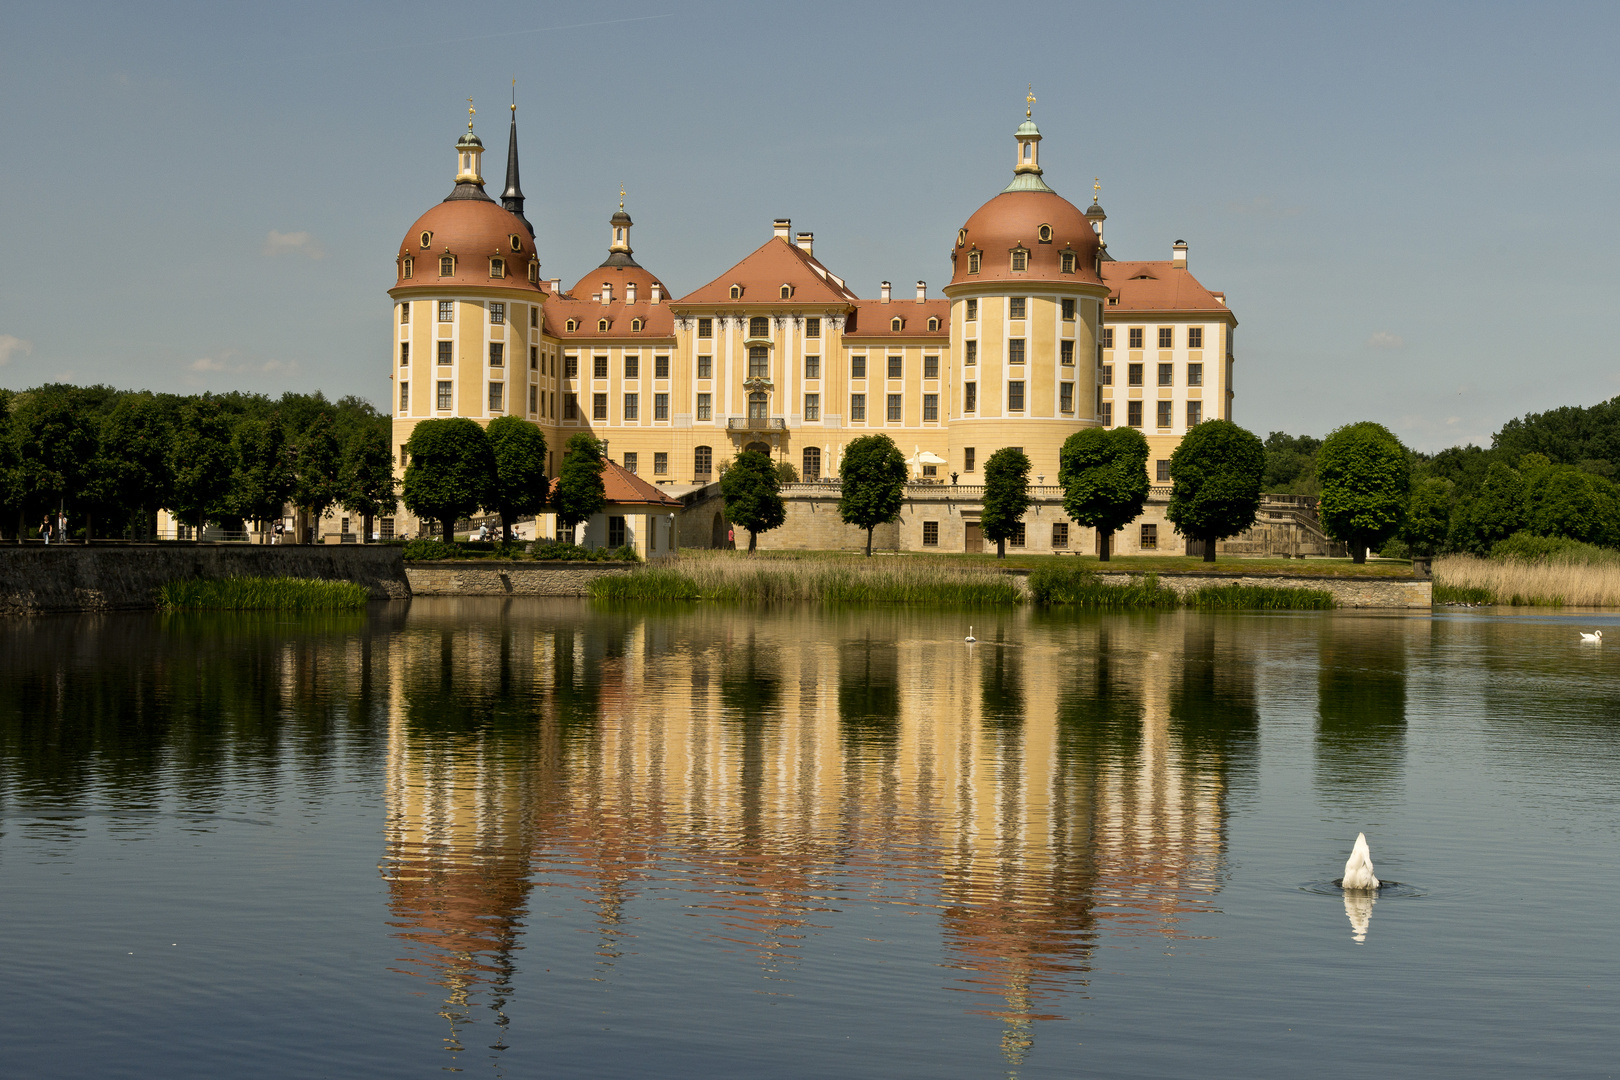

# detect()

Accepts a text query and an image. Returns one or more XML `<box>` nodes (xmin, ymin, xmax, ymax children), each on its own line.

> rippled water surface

<box><xmin>1</xmin><ymin>600</ymin><xmax>1616</xmax><ymax>1078</ymax></box>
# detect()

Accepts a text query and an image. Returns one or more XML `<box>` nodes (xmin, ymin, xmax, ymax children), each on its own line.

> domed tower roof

<box><xmin>948</xmin><ymin>108</ymin><xmax>1102</xmax><ymax>289</ymax></box>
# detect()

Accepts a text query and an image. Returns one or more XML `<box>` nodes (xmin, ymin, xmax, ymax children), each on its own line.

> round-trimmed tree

<box><xmin>552</xmin><ymin>433</ymin><xmax>606</xmax><ymax>544</ymax></box>
<box><xmin>339</xmin><ymin>420</ymin><xmax>397</xmax><ymax>543</ymax></box>
<box><xmin>1166</xmin><ymin>419</ymin><xmax>1265</xmax><ymax>563</ymax></box>
<box><xmin>721</xmin><ymin>449</ymin><xmax>786</xmax><ymax>553</ymax></box>
<box><xmin>837</xmin><ymin>434</ymin><xmax>908</xmax><ymax>557</ymax></box>
<box><xmin>1059</xmin><ymin>427</ymin><xmax>1150</xmax><ymax>561</ymax></box>
<box><xmin>1317</xmin><ymin>421</ymin><xmax>1411</xmax><ymax>563</ymax></box>
<box><xmin>168</xmin><ymin>400</ymin><xmax>236</xmax><ymax>541</ymax></box>
<box><xmin>981</xmin><ymin>446</ymin><xmax>1032</xmax><ymax>559</ymax></box>
<box><xmin>485</xmin><ymin>415</ymin><xmax>548</xmax><ymax>544</ymax></box>
<box><xmin>402</xmin><ymin>417</ymin><xmax>495</xmax><ymax>542</ymax></box>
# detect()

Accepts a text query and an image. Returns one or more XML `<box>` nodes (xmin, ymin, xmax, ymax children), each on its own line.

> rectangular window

<box><xmin>1188</xmin><ymin>326</ymin><xmax>1204</xmax><ymax>349</ymax></box>
<box><xmin>748</xmin><ymin>346</ymin><xmax>769</xmax><ymax>379</ymax></box>
<box><xmin>965</xmin><ymin>340</ymin><xmax>977</xmax><ymax>365</ymax></box>
<box><xmin>1010</xmin><ymin>297</ymin><xmax>1026</xmax><ymax>319</ymax></box>
<box><xmin>438</xmin><ymin>301</ymin><xmax>453</xmax><ymax>322</ymax></box>
<box><xmin>1188</xmin><ymin>362</ymin><xmax>1203</xmax><ymax>386</ymax></box>
<box><xmin>887</xmin><ymin>394</ymin><xmax>902</xmax><ymax>421</ymax></box>
<box><xmin>1157</xmin><ymin>459</ymin><xmax>1171</xmax><ymax>481</ymax></box>
<box><xmin>1011</xmin><ymin>249</ymin><xmax>1027</xmax><ymax>272</ymax></box>
<box><xmin>1061</xmin><ymin>298</ymin><xmax>1076</xmax><ymax>320</ymax></box>
<box><xmin>1060</xmin><ymin>382</ymin><xmax>1074</xmax><ymax>412</ymax></box>
<box><xmin>655</xmin><ymin>393</ymin><xmax>669</xmax><ymax>420</ymax></box>
<box><xmin>1158</xmin><ymin>362</ymin><xmax>1173</xmax><ymax>386</ymax></box>
<box><xmin>887</xmin><ymin>354</ymin><xmax>902</xmax><ymax>379</ymax></box>
<box><xmin>804</xmin><ymin>393</ymin><xmax>820</xmax><ymax>420</ymax></box>
<box><xmin>623</xmin><ymin>452</ymin><xmax>637</xmax><ymax>474</ymax></box>
<box><xmin>1128</xmin><ymin>363</ymin><xmax>1144</xmax><ymax>386</ymax></box>
<box><xmin>1157</xmin><ymin>400</ymin><xmax>1172</xmax><ymax>428</ymax></box>
<box><xmin>1187</xmin><ymin>400</ymin><xmax>1203</xmax><ymax>426</ymax></box>
<box><xmin>437</xmin><ymin>381</ymin><xmax>452</xmax><ymax>410</ymax></box>
<box><xmin>488</xmin><ymin>382</ymin><xmax>503</xmax><ymax>411</ymax></box>
<box><xmin>1053</xmin><ymin>522</ymin><xmax>1069</xmax><ymax>548</ymax></box>
<box><xmin>964</xmin><ymin>382</ymin><xmax>977</xmax><ymax>412</ymax></box>
<box><xmin>1140</xmin><ymin>523</ymin><xmax>1158</xmax><ymax>551</ymax></box>
<box><xmin>624</xmin><ymin>355</ymin><xmax>639</xmax><ymax>379</ymax></box>
<box><xmin>489</xmin><ymin>343</ymin><xmax>503</xmax><ymax>367</ymax></box>
<box><xmin>530</xmin><ymin>307</ymin><xmax>538</xmax><ymax>328</ymax></box>
<box><xmin>398</xmin><ymin>381</ymin><xmax>409</xmax><ymax>413</ymax></box>
<box><xmin>1009</xmin><ymin>339</ymin><xmax>1025</xmax><ymax>365</ymax></box>
<box><xmin>564</xmin><ymin>354</ymin><xmax>578</xmax><ymax>378</ymax></box>
<box><xmin>923</xmin><ymin>354</ymin><xmax>938</xmax><ymax>379</ymax></box>
<box><xmin>1102</xmin><ymin>327</ymin><xmax>1115</xmax><ymax>349</ymax></box>
<box><xmin>655</xmin><ymin>355</ymin><xmax>669</xmax><ymax>379</ymax></box>
<box><xmin>1009</xmin><ymin>381</ymin><xmax>1025</xmax><ymax>411</ymax></box>
<box><xmin>1158</xmin><ymin>327</ymin><xmax>1173</xmax><ymax>348</ymax></box>
<box><xmin>381</xmin><ymin>517</ymin><xmax>395</xmax><ymax>540</ymax></box>
<box><xmin>852</xmin><ymin>354</ymin><xmax>867</xmax><ymax>379</ymax></box>
<box><xmin>400</xmin><ymin>302</ymin><xmax>410</xmax><ymax>323</ymax></box>
<box><xmin>802</xmin><ymin>447</ymin><xmax>821</xmax><ymax>480</ymax></box>
<box><xmin>1101</xmin><ymin>401</ymin><xmax>1113</xmax><ymax>426</ymax></box>
<box><xmin>697</xmin><ymin>355</ymin><xmax>712</xmax><ymax>379</ymax></box>
<box><xmin>805</xmin><ymin>317</ymin><xmax>820</xmax><ymax>338</ymax></box>
<box><xmin>594</xmin><ymin>355</ymin><xmax>608</xmax><ymax>379</ymax></box>
<box><xmin>1011</xmin><ymin>522</ymin><xmax>1026</xmax><ymax>548</ymax></box>
<box><xmin>528</xmin><ymin>385</ymin><xmax>537</xmax><ymax>414</ymax></box>
<box><xmin>697</xmin><ymin>317</ymin><xmax>713</xmax><ymax>339</ymax></box>
<box><xmin>608</xmin><ymin>516</ymin><xmax>626</xmax><ymax>548</ymax></box>
<box><xmin>564</xmin><ymin>393</ymin><xmax>578</xmax><ymax>420</ymax></box>
<box><xmin>593</xmin><ymin>393</ymin><xmax>607</xmax><ymax>420</ymax></box>
<box><xmin>1127</xmin><ymin>400</ymin><xmax>1143</xmax><ymax>427</ymax></box>
<box><xmin>805</xmin><ymin>355</ymin><xmax>820</xmax><ymax>380</ymax></box>
<box><xmin>965</xmin><ymin>447</ymin><xmax>976</xmax><ymax>472</ymax></box>
<box><xmin>851</xmin><ymin>393</ymin><xmax>866</xmax><ymax>421</ymax></box>
<box><xmin>438</xmin><ymin>341</ymin><xmax>452</xmax><ymax>366</ymax></box>
<box><xmin>1128</xmin><ymin>327</ymin><xmax>1144</xmax><ymax>349</ymax></box>
<box><xmin>922</xmin><ymin>521</ymin><xmax>939</xmax><ymax>546</ymax></box>
<box><xmin>530</xmin><ymin>346</ymin><xmax>538</xmax><ymax>370</ymax></box>
<box><xmin>654</xmin><ymin>452</ymin><xmax>668</xmax><ymax>475</ymax></box>
<box><xmin>1101</xmin><ymin>364</ymin><xmax>1113</xmax><ymax>386</ymax></box>
<box><xmin>966</xmin><ymin>298</ymin><xmax>978</xmax><ymax>321</ymax></box>
<box><xmin>1060</xmin><ymin>340</ymin><xmax>1075</xmax><ymax>365</ymax></box>
<box><xmin>489</xmin><ymin>302</ymin><xmax>505</xmax><ymax>324</ymax></box>
<box><xmin>623</xmin><ymin>393</ymin><xmax>639</xmax><ymax>420</ymax></box>
<box><xmin>697</xmin><ymin>393</ymin><xmax>712</xmax><ymax>420</ymax></box>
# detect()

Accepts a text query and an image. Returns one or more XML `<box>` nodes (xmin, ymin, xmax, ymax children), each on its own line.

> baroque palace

<box><xmin>388</xmin><ymin>98</ymin><xmax>1239</xmax><ymax>555</ymax></box>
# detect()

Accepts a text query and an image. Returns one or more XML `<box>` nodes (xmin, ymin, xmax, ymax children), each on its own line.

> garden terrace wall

<box><xmin>0</xmin><ymin>545</ymin><xmax>409</xmax><ymax>615</ymax></box>
<box><xmin>1091</xmin><ymin>571</ymin><xmax>1431</xmax><ymax>609</ymax></box>
<box><xmin>404</xmin><ymin>561</ymin><xmax>636</xmax><ymax>597</ymax></box>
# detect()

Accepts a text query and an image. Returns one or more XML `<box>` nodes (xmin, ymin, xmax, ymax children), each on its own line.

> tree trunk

<box><xmin>84</xmin><ymin>509</ymin><xmax>93</xmax><ymax>545</ymax></box>
<box><xmin>441</xmin><ymin>516</ymin><xmax>456</xmax><ymax>545</ymax></box>
<box><xmin>1203</xmin><ymin>537</ymin><xmax>1217</xmax><ymax>563</ymax></box>
<box><xmin>363</xmin><ymin>513</ymin><xmax>374</xmax><ymax>544</ymax></box>
<box><xmin>1352</xmin><ymin>545</ymin><xmax>1367</xmax><ymax>564</ymax></box>
<box><xmin>748</xmin><ymin>529</ymin><xmax>758</xmax><ymax>553</ymax></box>
<box><xmin>197</xmin><ymin>509</ymin><xmax>205</xmax><ymax>542</ymax></box>
<box><xmin>997</xmin><ymin>537</ymin><xmax>1006</xmax><ymax>559</ymax></box>
<box><xmin>865</xmin><ymin>526</ymin><xmax>874</xmax><ymax>557</ymax></box>
<box><xmin>1098</xmin><ymin>530</ymin><xmax>1111</xmax><ymax>562</ymax></box>
<box><xmin>501</xmin><ymin>512</ymin><xmax>514</xmax><ymax>546</ymax></box>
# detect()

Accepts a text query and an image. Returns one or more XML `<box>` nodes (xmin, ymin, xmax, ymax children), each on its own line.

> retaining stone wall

<box><xmin>1093</xmin><ymin>572</ymin><xmax>1431</xmax><ymax>609</ymax></box>
<box><xmin>405</xmin><ymin>561</ymin><xmax>634</xmax><ymax>597</ymax></box>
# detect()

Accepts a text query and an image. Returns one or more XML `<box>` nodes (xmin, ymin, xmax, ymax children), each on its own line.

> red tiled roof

<box><xmin>1100</xmin><ymin>261</ymin><xmax>1232</xmax><ymax>314</ymax></box>
<box><xmin>676</xmin><ymin>236</ymin><xmax>858</xmax><ymax>306</ymax></box>
<box><xmin>844</xmin><ymin>299</ymin><xmax>950</xmax><ymax>339</ymax></box>
<box><xmin>394</xmin><ymin>199</ymin><xmax>543</xmax><ymax>296</ymax></box>
<box><xmin>948</xmin><ymin>189</ymin><xmax>1104</xmax><ymax>288</ymax></box>
<box><xmin>547</xmin><ymin>458</ymin><xmax>682</xmax><ymax>507</ymax></box>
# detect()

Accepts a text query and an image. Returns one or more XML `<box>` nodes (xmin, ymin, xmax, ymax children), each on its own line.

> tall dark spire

<box><xmin>501</xmin><ymin>98</ymin><xmax>533</xmax><ymax>237</ymax></box>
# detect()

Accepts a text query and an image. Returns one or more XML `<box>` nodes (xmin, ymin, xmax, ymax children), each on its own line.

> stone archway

<box><xmin>711</xmin><ymin>512</ymin><xmax>725</xmax><ymax>549</ymax></box>
<box><xmin>744</xmin><ymin>441</ymin><xmax>770</xmax><ymax>455</ymax></box>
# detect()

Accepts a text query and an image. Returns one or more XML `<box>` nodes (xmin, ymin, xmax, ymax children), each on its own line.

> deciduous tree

<box><xmin>168</xmin><ymin>400</ymin><xmax>236</xmax><ymax>539</ymax></box>
<box><xmin>721</xmin><ymin>449</ymin><xmax>786</xmax><ymax>552</ymax></box>
<box><xmin>293</xmin><ymin>412</ymin><xmax>343</xmax><ymax>542</ymax></box>
<box><xmin>402</xmin><ymin>417</ymin><xmax>496</xmax><ymax>542</ymax></box>
<box><xmin>1317</xmin><ymin>421</ymin><xmax>1411</xmax><ymax>563</ymax></box>
<box><xmin>552</xmin><ymin>433</ymin><xmax>606</xmax><ymax>542</ymax></box>
<box><xmin>232</xmin><ymin>414</ymin><xmax>295</xmax><ymax>540</ymax></box>
<box><xmin>484</xmin><ymin>415</ymin><xmax>547</xmax><ymax>544</ymax></box>
<box><xmin>339</xmin><ymin>421</ymin><xmax>397</xmax><ymax>542</ymax></box>
<box><xmin>981</xmin><ymin>446</ymin><xmax>1031</xmax><ymax>559</ymax></box>
<box><xmin>837</xmin><ymin>434</ymin><xmax>907</xmax><ymax>557</ymax></box>
<box><xmin>1166</xmin><ymin>419</ymin><xmax>1265</xmax><ymax>563</ymax></box>
<box><xmin>1059</xmin><ymin>427</ymin><xmax>1149</xmax><ymax>561</ymax></box>
<box><xmin>1402</xmin><ymin>478</ymin><xmax>1453</xmax><ymax>557</ymax></box>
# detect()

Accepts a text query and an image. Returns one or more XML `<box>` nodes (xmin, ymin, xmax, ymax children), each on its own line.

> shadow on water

<box><xmin>1315</xmin><ymin>617</ymin><xmax>1410</xmax><ymax>807</ymax></box>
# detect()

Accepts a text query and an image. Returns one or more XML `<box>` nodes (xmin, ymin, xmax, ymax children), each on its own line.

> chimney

<box><xmin>795</xmin><ymin>232</ymin><xmax>814</xmax><ymax>256</ymax></box>
<box><xmin>601</xmin><ymin>282</ymin><xmax>612</xmax><ymax>306</ymax></box>
<box><xmin>1172</xmin><ymin>240</ymin><xmax>1188</xmax><ymax>268</ymax></box>
<box><xmin>626</xmin><ymin>281</ymin><xmax>636</xmax><ymax>305</ymax></box>
<box><xmin>650</xmin><ymin>282</ymin><xmax>662</xmax><ymax>304</ymax></box>
<box><xmin>915</xmin><ymin>280</ymin><xmax>927</xmax><ymax>303</ymax></box>
<box><xmin>549</xmin><ymin>278</ymin><xmax>562</xmax><ymax>295</ymax></box>
<box><xmin>880</xmin><ymin>280</ymin><xmax>891</xmax><ymax>304</ymax></box>
<box><xmin>774</xmin><ymin>218</ymin><xmax>792</xmax><ymax>241</ymax></box>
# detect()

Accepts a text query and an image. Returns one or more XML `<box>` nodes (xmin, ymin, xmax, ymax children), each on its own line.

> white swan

<box><xmin>1580</xmin><ymin>630</ymin><xmax>1603</xmax><ymax>644</ymax></box>
<box><xmin>965</xmin><ymin>626</ymin><xmax>977</xmax><ymax>643</ymax></box>
<box><xmin>1342</xmin><ymin>832</ymin><xmax>1380</xmax><ymax>891</ymax></box>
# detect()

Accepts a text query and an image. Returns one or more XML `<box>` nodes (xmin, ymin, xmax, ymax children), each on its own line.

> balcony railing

<box><xmin>726</xmin><ymin>416</ymin><xmax>787</xmax><ymax>431</ymax></box>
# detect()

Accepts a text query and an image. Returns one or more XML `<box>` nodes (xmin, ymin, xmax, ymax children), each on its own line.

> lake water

<box><xmin>1</xmin><ymin>599</ymin><xmax>1616</xmax><ymax>1078</ymax></box>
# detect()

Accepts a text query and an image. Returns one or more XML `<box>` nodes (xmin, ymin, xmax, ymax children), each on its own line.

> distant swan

<box><xmin>1580</xmin><ymin>630</ymin><xmax>1603</xmax><ymax>644</ymax></box>
<box><xmin>965</xmin><ymin>626</ymin><xmax>976</xmax><ymax>643</ymax></box>
<box><xmin>1342</xmin><ymin>832</ymin><xmax>1380</xmax><ymax>891</ymax></box>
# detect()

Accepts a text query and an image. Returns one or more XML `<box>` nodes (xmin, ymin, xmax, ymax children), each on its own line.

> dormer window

<box><xmin>730</xmin><ymin>284</ymin><xmax>743</xmax><ymax>300</ymax></box>
<box><xmin>528</xmin><ymin>260</ymin><xmax>539</xmax><ymax>282</ymax></box>
<box><xmin>598</xmin><ymin>318</ymin><xmax>610</xmax><ymax>332</ymax></box>
<box><xmin>890</xmin><ymin>317</ymin><xmax>903</xmax><ymax>332</ymax></box>
<box><xmin>780</xmin><ymin>284</ymin><xmax>792</xmax><ymax>299</ymax></box>
<box><xmin>631</xmin><ymin>318</ymin><xmax>643</xmax><ymax>332</ymax></box>
<box><xmin>927</xmin><ymin>316</ymin><xmax>940</xmax><ymax>331</ymax></box>
<box><xmin>401</xmin><ymin>256</ymin><xmax>413</xmax><ymax>279</ymax></box>
<box><xmin>1011</xmin><ymin>247</ymin><xmax>1029</xmax><ymax>272</ymax></box>
<box><xmin>957</xmin><ymin>229</ymin><xmax>967</xmax><ymax>246</ymax></box>
<box><xmin>968</xmin><ymin>250</ymin><xmax>981</xmax><ymax>274</ymax></box>
<box><xmin>566</xmin><ymin>319</ymin><xmax>578</xmax><ymax>332</ymax></box>
<box><xmin>439</xmin><ymin>255</ymin><xmax>455</xmax><ymax>277</ymax></box>
<box><xmin>1060</xmin><ymin>251</ymin><xmax>1076</xmax><ymax>273</ymax></box>
<box><xmin>419</xmin><ymin>231</ymin><xmax>432</xmax><ymax>248</ymax></box>
<box><xmin>509</xmin><ymin>234</ymin><xmax>523</xmax><ymax>251</ymax></box>
<box><xmin>490</xmin><ymin>257</ymin><xmax>505</xmax><ymax>279</ymax></box>
<box><xmin>749</xmin><ymin>316</ymin><xmax>769</xmax><ymax>338</ymax></box>
<box><xmin>1038</xmin><ymin>224</ymin><xmax>1053</xmax><ymax>243</ymax></box>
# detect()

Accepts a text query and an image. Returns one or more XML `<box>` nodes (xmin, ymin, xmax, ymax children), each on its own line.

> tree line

<box><xmin>0</xmin><ymin>384</ymin><xmax>395</xmax><ymax>542</ymax></box>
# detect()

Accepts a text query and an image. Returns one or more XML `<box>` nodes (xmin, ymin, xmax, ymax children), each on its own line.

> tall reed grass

<box><xmin>1026</xmin><ymin>564</ymin><xmax>1334</xmax><ymax>609</ymax></box>
<box><xmin>591</xmin><ymin>552</ymin><xmax>1022</xmax><ymax>606</ymax></box>
<box><xmin>156</xmin><ymin>576</ymin><xmax>371</xmax><ymax>611</ymax></box>
<box><xmin>1434</xmin><ymin>554</ymin><xmax>1620</xmax><ymax>606</ymax></box>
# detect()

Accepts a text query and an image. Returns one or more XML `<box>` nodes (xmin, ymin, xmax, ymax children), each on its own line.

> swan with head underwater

<box><xmin>1342</xmin><ymin>832</ymin><xmax>1380</xmax><ymax>891</ymax></box>
<box><xmin>1580</xmin><ymin>630</ymin><xmax>1603</xmax><ymax>644</ymax></box>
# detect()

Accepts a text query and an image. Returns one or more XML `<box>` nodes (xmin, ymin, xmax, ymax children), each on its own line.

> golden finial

<box><xmin>1026</xmin><ymin>84</ymin><xmax>1036</xmax><ymax>119</ymax></box>
<box><xmin>1093</xmin><ymin>177</ymin><xmax>1101</xmax><ymax>204</ymax></box>
<box><xmin>511</xmin><ymin>79</ymin><xmax>517</xmax><ymax>112</ymax></box>
<box><xmin>467</xmin><ymin>98</ymin><xmax>475</xmax><ymax>130</ymax></box>
<box><xmin>619</xmin><ymin>184</ymin><xmax>625</xmax><ymax>210</ymax></box>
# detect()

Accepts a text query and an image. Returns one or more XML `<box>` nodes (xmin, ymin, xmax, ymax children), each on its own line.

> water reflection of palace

<box><xmin>378</xmin><ymin>603</ymin><xmax>1258</xmax><ymax>1067</ymax></box>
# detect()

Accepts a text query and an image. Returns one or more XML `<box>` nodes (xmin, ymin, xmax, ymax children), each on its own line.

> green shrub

<box><xmin>1434</xmin><ymin>583</ymin><xmax>1494</xmax><ymax>605</ymax></box>
<box><xmin>1026</xmin><ymin>565</ymin><xmax>1180</xmax><ymax>608</ymax></box>
<box><xmin>590</xmin><ymin>567</ymin><xmax>701</xmax><ymax>600</ymax></box>
<box><xmin>1490</xmin><ymin>531</ymin><xmax>1617</xmax><ymax>566</ymax></box>
<box><xmin>1184</xmin><ymin>584</ymin><xmax>1335</xmax><ymax>610</ymax></box>
<box><xmin>402</xmin><ymin>538</ymin><xmax>460</xmax><ymax>560</ymax></box>
<box><xmin>156</xmin><ymin>576</ymin><xmax>370</xmax><ymax>611</ymax></box>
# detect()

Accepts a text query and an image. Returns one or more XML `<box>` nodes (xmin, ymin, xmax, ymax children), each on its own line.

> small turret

<box><xmin>445</xmin><ymin>100</ymin><xmax>493</xmax><ymax>203</ymax></box>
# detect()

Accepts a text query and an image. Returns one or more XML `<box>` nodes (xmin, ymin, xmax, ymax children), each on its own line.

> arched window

<box><xmin>968</xmin><ymin>251</ymin><xmax>981</xmax><ymax>274</ymax></box>
<box><xmin>490</xmin><ymin>257</ymin><xmax>505</xmax><ymax>278</ymax></box>
<box><xmin>1011</xmin><ymin>248</ymin><xmax>1029</xmax><ymax>272</ymax></box>
<box><xmin>401</xmin><ymin>256</ymin><xmax>413</xmax><ymax>279</ymax></box>
<box><xmin>927</xmin><ymin>316</ymin><xmax>939</xmax><ymax>331</ymax></box>
<box><xmin>748</xmin><ymin>392</ymin><xmax>768</xmax><ymax>419</ymax></box>
<box><xmin>1038</xmin><ymin>224</ymin><xmax>1053</xmax><ymax>243</ymax></box>
<box><xmin>420</xmin><ymin>231</ymin><xmax>432</xmax><ymax>248</ymax></box>
<box><xmin>509</xmin><ymin>234</ymin><xmax>523</xmax><ymax>251</ymax></box>
<box><xmin>598</xmin><ymin>318</ymin><xmax>610</xmax><ymax>332</ymax></box>
<box><xmin>730</xmin><ymin>284</ymin><xmax>743</xmax><ymax>300</ymax></box>
<box><xmin>780</xmin><ymin>284</ymin><xmax>792</xmax><ymax>299</ymax></box>
<box><xmin>439</xmin><ymin>255</ymin><xmax>455</xmax><ymax>276</ymax></box>
<box><xmin>802</xmin><ymin>446</ymin><xmax>821</xmax><ymax>480</ymax></box>
<box><xmin>1061</xmin><ymin>251</ymin><xmax>1076</xmax><ymax>273</ymax></box>
<box><xmin>528</xmin><ymin>260</ymin><xmax>539</xmax><ymax>282</ymax></box>
<box><xmin>749</xmin><ymin>316</ymin><xmax>769</xmax><ymax>337</ymax></box>
<box><xmin>631</xmin><ymin>318</ymin><xmax>643</xmax><ymax>332</ymax></box>
<box><xmin>694</xmin><ymin>445</ymin><xmax>713</xmax><ymax>476</ymax></box>
<box><xmin>891</xmin><ymin>317</ymin><xmax>903</xmax><ymax>332</ymax></box>
<box><xmin>566</xmin><ymin>319</ymin><xmax>578</xmax><ymax>333</ymax></box>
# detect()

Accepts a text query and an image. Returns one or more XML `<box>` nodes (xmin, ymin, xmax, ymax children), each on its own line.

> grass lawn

<box><xmin>734</xmin><ymin>549</ymin><xmax>1416</xmax><ymax>579</ymax></box>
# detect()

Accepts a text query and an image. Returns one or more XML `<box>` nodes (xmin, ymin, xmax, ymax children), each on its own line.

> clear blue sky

<box><xmin>2</xmin><ymin>0</ymin><xmax>1616</xmax><ymax>451</ymax></box>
